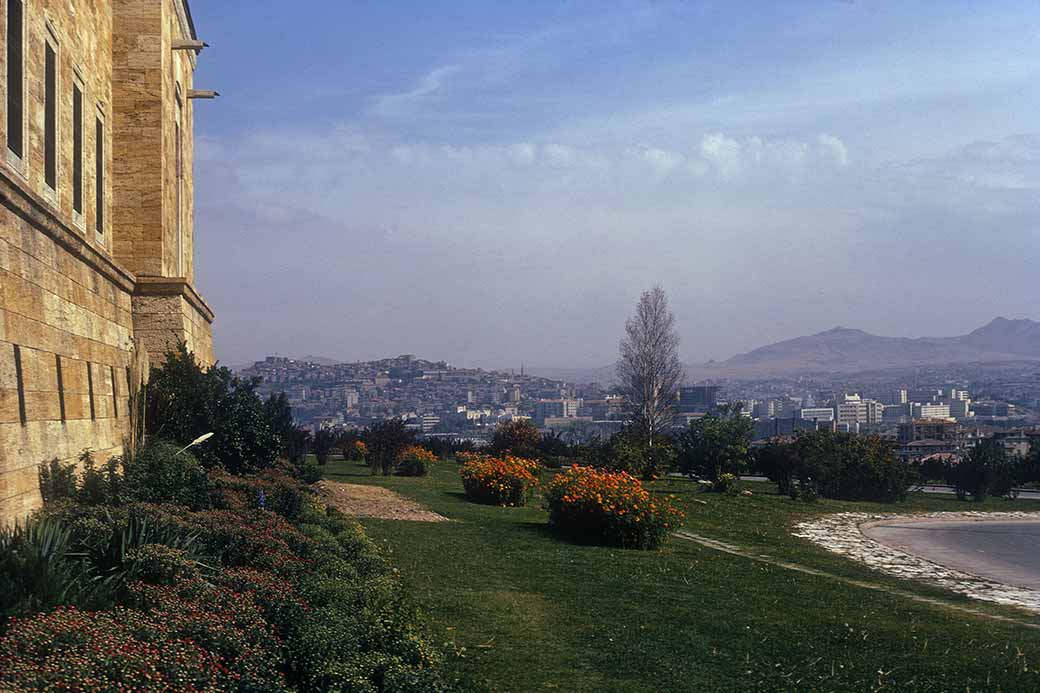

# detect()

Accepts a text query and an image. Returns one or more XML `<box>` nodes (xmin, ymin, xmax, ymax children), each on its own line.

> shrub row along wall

<box><xmin>0</xmin><ymin>450</ymin><xmax>460</xmax><ymax>691</ymax></box>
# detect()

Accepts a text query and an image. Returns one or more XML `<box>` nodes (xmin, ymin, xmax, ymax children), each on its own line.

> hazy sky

<box><xmin>191</xmin><ymin>1</ymin><xmax>1040</xmax><ymax>369</ymax></box>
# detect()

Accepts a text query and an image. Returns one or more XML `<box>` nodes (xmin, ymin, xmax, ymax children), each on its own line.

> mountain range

<box><xmin>527</xmin><ymin>317</ymin><xmax>1040</xmax><ymax>383</ymax></box>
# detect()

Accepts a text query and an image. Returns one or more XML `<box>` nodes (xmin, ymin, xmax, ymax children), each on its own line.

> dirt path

<box><xmin>316</xmin><ymin>480</ymin><xmax>449</xmax><ymax>522</ymax></box>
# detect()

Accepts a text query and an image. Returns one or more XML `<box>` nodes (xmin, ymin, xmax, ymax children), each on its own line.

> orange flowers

<box><xmin>459</xmin><ymin>455</ymin><xmax>539</xmax><ymax>506</ymax></box>
<box><xmin>544</xmin><ymin>465</ymin><xmax>686</xmax><ymax>550</ymax></box>
<box><xmin>398</xmin><ymin>445</ymin><xmax>437</xmax><ymax>463</ymax></box>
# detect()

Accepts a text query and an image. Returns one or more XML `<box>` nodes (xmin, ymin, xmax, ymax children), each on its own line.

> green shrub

<box><xmin>77</xmin><ymin>451</ymin><xmax>123</xmax><ymax>505</ymax></box>
<box><xmin>300</xmin><ymin>460</ymin><xmax>322</xmax><ymax>484</ymax></box>
<box><xmin>490</xmin><ymin>419</ymin><xmax>542</xmax><ymax>459</ymax></box>
<box><xmin>754</xmin><ymin>439</ymin><xmax>800</xmax><ymax>496</ymax></box>
<box><xmin>712</xmin><ymin>472</ymin><xmax>741</xmax><ymax>495</ymax></box>
<box><xmin>145</xmin><ymin>342</ymin><xmax>280</xmax><ymax>474</ymax></box>
<box><xmin>121</xmin><ymin>441</ymin><xmax>210</xmax><ymax>509</ymax></box>
<box><xmin>123</xmin><ymin>544</ymin><xmax>204</xmax><ymax>585</ymax></box>
<box><xmin>37</xmin><ymin>458</ymin><xmax>78</xmax><ymax>504</ymax></box>
<box><xmin>796</xmin><ymin>431</ymin><xmax>913</xmax><ymax>502</ymax></box>
<box><xmin>364</xmin><ymin>418</ymin><xmax>416</xmax><ymax>475</ymax></box>
<box><xmin>313</xmin><ymin>428</ymin><xmax>339</xmax><ymax>465</ymax></box>
<box><xmin>948</xmin><ymin>440</ymin><xmax>1018</xmax><ymax>501</ymax></box>
<box><xmin>0</xmin><ymin>516</ymin><xmax>88</xmax><ymax>625</ymax></box>
<box><xmin>208</xmin><ymin>469</ymin><xmax>308</xmax><ymax>520</ymax></box>
<box><xmin>676</xmin><ymin>407</ymin><xmax>754</xmax><ymax>481</ymax></box>
<box><xmin>762</xmin><ymin>431</ymin><xmax>914</xmax><ymax>503</ymax></box>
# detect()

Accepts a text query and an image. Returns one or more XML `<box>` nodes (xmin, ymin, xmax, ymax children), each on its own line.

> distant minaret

<box><xmin>521</xmin><ymin>364</ymin><xmax>524</xmax><ymax>377</ymax></box>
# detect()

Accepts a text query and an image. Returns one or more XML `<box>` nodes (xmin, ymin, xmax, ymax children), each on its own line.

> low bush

<box><xmin>37</xmin><ymin>458</ymin><xmax>78</xmax><ymax>504</ymax></box>
<box><xmin>712</xmin><ymin>472</ymin><xmax>741</xmax><ymax>495</ymax></box>
<box><xmin>208</xmin><ymin>468</ymin><xmax>309</xmax><ymax>520</ymax></box>
<box><xmin>459</xmin><ymin>455</ymin><xmax>539</xmax><ymax>506</ymax></box>
<box><xmin>544</xmin><ymin>465</ymin><xmax>686</xmax><ymax>549</ymax></box>
<box><xmin>0</xmin><ymin>517</ymin><xmax>87</xmax><ymax>625</ymax></box>
<box><xmin>299</xmin><ymin>460</ymin><xmax>323</xmax><ymax>484</ymax></box>
<box><xmin>396</xmin><ymin>445</ymin><xmax>437</xmax><ymax>477</ymax></box>
<box><xmin>122</xmin><ymin>441</ymin><xmax>210</xmax><ymax>509</ymax></box>
<box><xmin>2</xmin><ymin>484</ymin><xmax>463</xmax><ymax>691</ymax></box>
<box><xmin>0</xmin><ymin>605</ymin><xmax>285</xmax><ymax>692</ymax></box>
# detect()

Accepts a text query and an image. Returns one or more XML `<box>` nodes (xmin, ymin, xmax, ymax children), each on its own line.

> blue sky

<box><xmin>190</xmin><ymin>1</ymin><xmax>1040</xmax><ymax>368</ymax></box>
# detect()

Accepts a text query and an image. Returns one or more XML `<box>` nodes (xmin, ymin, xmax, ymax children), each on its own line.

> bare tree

<box><xmin>617</xmin><ymin>286</ymin><xmax>684</xmax><ymax>446</ymax></box>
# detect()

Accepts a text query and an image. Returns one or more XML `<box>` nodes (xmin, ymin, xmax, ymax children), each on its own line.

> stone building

<box><xmin>1</xmin><ymin>0</ymin><xmax>213</xmax><ymax>523</ymax></box>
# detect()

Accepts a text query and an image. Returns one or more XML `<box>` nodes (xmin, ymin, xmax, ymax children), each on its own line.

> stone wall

<box><xmin>132</xmin><ymin>276</ymin><xmax>214</xmax><ymax>365</ymax></box>
<box><xmin>1</xmin><ymin>0</ymin><xmax>214</xmax><ymax>526</ymax></box>
<box><xmin>0</xmin><ymin>170</ymin><xmax>132</xmax><ymax>523</ymax></box>
<box><xmin>112</xmin><ymin>0</ymin><xmax>198</xmax><ymax>282</ymax></box>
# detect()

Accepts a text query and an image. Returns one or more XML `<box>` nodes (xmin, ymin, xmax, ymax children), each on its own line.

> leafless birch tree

<box><xmin>617</xmin><ymin>286</ymin><xmax>684</xmax><ymax>446</ymax></box>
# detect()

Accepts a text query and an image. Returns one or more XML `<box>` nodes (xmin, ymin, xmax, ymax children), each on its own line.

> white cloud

<box><xmin>897</xmin><ymin>134</ymin><xmax>1040</xmax><ymax>190</ymax></box>
<box><xmin>692</xmin><ymin>133</ymin><xmax>847</xmax><ymax>183</ymax></box>
<box><xmin>371</xmin><ymin>65</ymin><xmax>461</xmax><ymax>118</ymax></box>
<box><xmin>629</xmin><ymin>146</ymin><xmax>685</xmax><ymax>172</ymax></box>
<box><xmin>818</xmin><ymin>134</ymin><xmax>849</xmax><ymax>168</ymax></box>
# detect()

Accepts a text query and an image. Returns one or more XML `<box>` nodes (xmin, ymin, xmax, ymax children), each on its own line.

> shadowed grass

<box><xmin>322</xmin><ymin>458</ymin><xmax>1040</xmax><ymax>692</ymax></box>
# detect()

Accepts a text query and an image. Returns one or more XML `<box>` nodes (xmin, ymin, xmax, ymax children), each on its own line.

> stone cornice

<box><xmin>133</xmin><ymin>276</ymin><xmax>215</xmax><ymax>323</ymax></box>
<box><xmin>0</xmin><ymin>167</ymin><xmax>137</xmax><ymax>294</ymax></box>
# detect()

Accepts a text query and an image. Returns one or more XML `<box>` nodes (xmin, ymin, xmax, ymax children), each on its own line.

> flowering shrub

<box><xmin>396</xmin><ymin>445</ymin><xmax>438</xmax><ymax>477</ymax></box>
<box><xmin>353</xmin><ymin>440</ymin><xmax>369</xmax><ymax>460</ymax></box>
<box><xmin>455</xmin><ymin>451</ymin><xmax>486</xmax><ymax>464</ymax></box>
<box><xmin>0</xmin><ymin>601</ymin><xmax>287</xmax><ymax>692</ymax></box>
<box><xmin>460</xmin><ymin>456</ymin><xmax>539</xmax><ymax>506</ymax></box>
<box><xmin>123</xmin><ymin>543</ymin><xmax>204</xmax><ymax>585</ymax></box>
<box><xmin>209</xmin><ymin>468</ymin><xmax>309</xmax><ymax>520</ymax></box>
<box><xmin>4</xmin><ymin>452</ymin><xmax>462</xmax><ymax>691</ymax></box>
<box><xmin>545</xmin><ymin>465</ymin><xmax>686</xmax><ymax>549</ymax></box>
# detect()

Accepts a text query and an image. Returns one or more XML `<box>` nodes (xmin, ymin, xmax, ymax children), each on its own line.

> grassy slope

<box><xmin>323</xmin><ymin>459</ymin><xmax>1040</xmax><ymax>692</ymax></box>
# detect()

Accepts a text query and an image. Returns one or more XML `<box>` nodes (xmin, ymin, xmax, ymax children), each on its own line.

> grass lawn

<box><xmin>323</xmin><ymin>458</ymin><xmax>1040</xmax><ymax>692</ymax></box>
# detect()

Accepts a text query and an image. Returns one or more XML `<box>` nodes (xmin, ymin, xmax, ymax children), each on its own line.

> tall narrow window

<box><xmin>73</xmin><ymin>83</ymin><xmax>83</xmax><ymax>214</ymax></box>
<box><xmin>95</xmin><ymin>114</ymin><xmax>104</xmax><ymax>235</ymax></box>
<box><xmin>175</xmin><ymin>97</ymin><xmax>183</xmax><ymax>275</ymax></box>
<box><xmin>44</xmin><ymin>41</ymin><xmax>57</xmax><ymax>190</ymax></box>
<box><xmin>6</xmin><ymin>0</ymin><xmax>24</xmax><ymax>159</ymax></box>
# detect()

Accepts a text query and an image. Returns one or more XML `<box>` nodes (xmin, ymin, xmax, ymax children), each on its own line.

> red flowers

<box><xmin>545</xmin><ymin>465</ymin><xmax>686</xmax><ymax>549</ymax></box>
<box><xmin>0</xmin><ymin>594</ymin><xmax>285</xmax><ymax>691</ymax></box>
<box><xmin>459</xmin><ymin>455</ymin><xmax>540</xmax><ymax>506</ymax></box>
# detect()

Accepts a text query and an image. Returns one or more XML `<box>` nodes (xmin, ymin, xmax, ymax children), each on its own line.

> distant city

<box><xmin>239</xmin><ymin>348</ymin><xmax>1040</xmax><ymax>463</ymax></box>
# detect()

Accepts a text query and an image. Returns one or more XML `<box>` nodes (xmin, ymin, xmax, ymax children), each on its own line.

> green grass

<box><xmin>323</xmin><ymin>459</ymin><xmax>1040</xmax><ymax>692</ymax></box>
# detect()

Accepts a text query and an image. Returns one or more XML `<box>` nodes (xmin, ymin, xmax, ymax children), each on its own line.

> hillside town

<box><xmin>241</xmin><ymin>355</ymin><xmax>1040</xmax><ymax>465</ymax></box>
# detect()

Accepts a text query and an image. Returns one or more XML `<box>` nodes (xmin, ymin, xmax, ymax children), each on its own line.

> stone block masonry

<box><xmin>1</xmin><ymin>0</ymin><xmax>213</xmax><ymax>525</ymax></box>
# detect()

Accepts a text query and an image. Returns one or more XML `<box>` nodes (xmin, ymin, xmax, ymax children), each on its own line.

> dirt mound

<box><xmin>317</xmin><ymin>481</ymin><xmax>449</xmax><ymax>522</ymax></box>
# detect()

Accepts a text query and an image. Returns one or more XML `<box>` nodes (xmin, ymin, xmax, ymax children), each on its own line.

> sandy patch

<box><xmin>317</xmin><ymin>480</ymin><xmax>449</xmax><ymax>522</ymax></box>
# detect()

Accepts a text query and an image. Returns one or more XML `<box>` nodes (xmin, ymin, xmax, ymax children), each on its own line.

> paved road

<box><xmin>737</xmin><ymin>476</ymin><xmax>1040</xmax><ymax>500</ymax></box>
<box><xmin>864</xmin><ymin>520</ymin><xmax>1040</xmax><ymax>590</ymax></box>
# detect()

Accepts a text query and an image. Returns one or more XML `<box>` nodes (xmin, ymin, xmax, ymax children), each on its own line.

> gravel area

<box><xmin>793</xmin><ymin>511</ymin><xmax>1040</xmax><ymax>613</ymax></box>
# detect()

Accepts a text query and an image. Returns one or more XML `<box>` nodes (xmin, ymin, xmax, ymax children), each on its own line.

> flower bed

<box><xmin>1</xmin><ymin>451</ymin><xmax>458</xmax><ymax>692</ymax></box>
<box><xmin>545</xmin><ymin>465</ymin><xmax>686</xmax><ymax>549</ymax></box>
<box><xmin>459</xmin><ymin>456</ymin><xmax>539</xmax><ymax>506</ymax></box>
<box><xmin>396</xmin><ymin>445</ymin><xmax>438</xmax><ymax>477</ymax></box>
